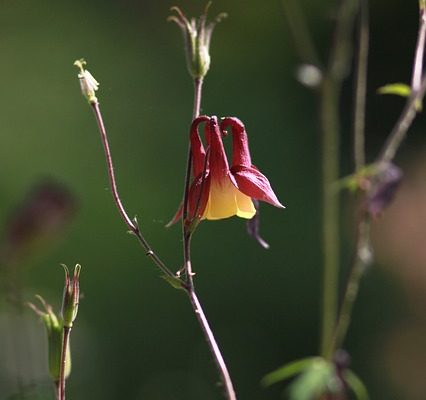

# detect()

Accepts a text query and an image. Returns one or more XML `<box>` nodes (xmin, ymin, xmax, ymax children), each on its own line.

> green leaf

<box><xmin>161</xmin><ymin>275</ymin><xmax>184</xmax><ymax>290</ymax></box>
<box><xmin>377</xmin><ymin>83</ymin><xmax>411</xmax><ymax>97</ymax></box>
<box><xmin>261</xmin><ymin>357</ymin><xmax>318</xmax><ymax>387</ymax></box>
<box><xmin>288</xmin><ymin>359</ymin><xmax>338</xmax><ymax>400</ymax></box>
<box><xmin>344</xmin><ymin>369</ymin><xmax>369</xmax><ymax>400</ymax></box>
<box><xmin>377</xmin><ymin>83</ymin><xmax>423</xmax><ymax>111</ymax></box>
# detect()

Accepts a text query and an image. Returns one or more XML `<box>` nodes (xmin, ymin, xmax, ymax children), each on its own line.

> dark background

<box><xmin>1</xmin><ymin>1</ymin><xmax>426</xmax><ymax>399</ymax></box>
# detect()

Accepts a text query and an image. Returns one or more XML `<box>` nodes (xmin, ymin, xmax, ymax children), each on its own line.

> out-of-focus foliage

<box><xmin>1</xmin><ymin>1</ymin><xmax>426</xmax><ymax>400</ymax></box>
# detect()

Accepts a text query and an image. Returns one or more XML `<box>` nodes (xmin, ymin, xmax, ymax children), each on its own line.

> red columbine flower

<box><xmin>170</xmin><ymin>115</ymin><xmax>284</xmax><ymax>225</ymax></box>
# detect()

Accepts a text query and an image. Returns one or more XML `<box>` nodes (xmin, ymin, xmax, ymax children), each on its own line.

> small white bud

<box><xmin>74</xmin><ymin>59</ymin><xmax>99</xmax><ymax>103</ymax></box>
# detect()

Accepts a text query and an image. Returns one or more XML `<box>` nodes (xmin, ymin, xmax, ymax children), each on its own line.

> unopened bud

<box><xmin>169</xmin><ymin>3</ymin><xmax>226</xmax><ymax>80</ymax></box>
<box><xmin>61</xmin><ymin>264</ymin><xmax>81</xmax><ymax>328</ymax></box>
<box><xmin>28</xmin><ymin>295</ymin><xmax>71</xmax><ymax>381</ymax></box>
<box><xmin>366</xmin><ymin>162</ymin><xmax>403</xmax><ymax>217</ymax></box>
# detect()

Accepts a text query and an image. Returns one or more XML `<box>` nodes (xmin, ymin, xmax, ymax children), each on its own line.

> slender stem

<box><xmin>319</xmin><ymin>77</ymin><xmax>340</xmax><ymax>358</ymax></box>
<box><xmin>58</xmin><ymin>326</ymin><xmax>71</xmax><ymax>400</ymax></box>
<box><xmin>182</xmin><ymin>77</ymin><xmax>203</xmax><ymax>285</ymax></box>
<box><xmin>325</xmin><ymin>0</ymin><xmax>370</xmax><ymax>359</ymax></box>
<box><xmin>187</xmin><ymin>289</ymin><xmax>237</xmax><ymax>400</ymax></box>
<box><xmin>319</xmin><ymin>0</ymin><xmax>358</xmax><ymax>359</ymax></box>
<box><xmin>328</xmin><ymin>0</ymin><xmax>426</xmax><ymax>358</ymax></box>
<box><xmin>378</xmin><ymin>0</ymin><xmax>426</xmax><ymax>164</ymax></box>
<box><xmin>411</xmin><ymin>1</ymin><xmax>426</xmax><ymax>92</ymax></box>
<box><xmin>180</xmin><ymin>77</ymin><xmax>237</xmax><ymax>400</ymax></box>
<box><xmin>378</xmin><ymin>74</ymin><xmax>426</xmax><ymax>164</ymax></box>
<box><xmin>90</xmin><ymin>102</ymin><xmax>176</xmax><ymax>279</ymax></box>
<box><xmin>327</xmin><ymin>216</ymin><xmax>371</xmax><ymax>357</ymax></box>
<box><xmin>353</xmin><ymin>0</ymin><xmax>369</xmax><ymax>170</ymax></box>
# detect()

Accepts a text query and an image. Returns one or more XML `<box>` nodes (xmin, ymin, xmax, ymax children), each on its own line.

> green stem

<box><xmin>319</xmin><ymin>0</ymin><xmax>358</xmax><ymax>359</ymax></box>
<box><xmin>319</xmin><ymin>76</ymin><xmax>340</xmax><ymax>358</ymax></box>
<box><xmin>353</xmin><ymin>0</ymin><xmax>369</xmax><ymax>171</ymax></box>
<box><xmin>327</xmin><ymin>216</ymin><xmax>371</xmax><ymax>357</ymax></box>
<box><xmin>58</xmin><ymin>326</ymin><xmax>71</xmax><ymax>400</ymax></box>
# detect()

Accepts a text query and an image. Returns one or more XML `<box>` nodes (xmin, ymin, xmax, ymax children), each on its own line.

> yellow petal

<box><xmin>203</xmin><ymin>178</ymin><xmax>256</xmax><ymax>220</ymax></box>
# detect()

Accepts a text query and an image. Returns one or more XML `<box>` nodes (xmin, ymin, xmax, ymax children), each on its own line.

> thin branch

<box><xmin>411</xmin><ymin>1</ymin><xmax>426</xmax><ymax>92</ymax></box>
<box><xmin>90</xmin><ymin>102</ymin><xmax>176</xmax><ymax>279</ymax></box>
<box><xmin>327</xmin><ymin>215</ymin><xmax>371</xmax><ymax>358</ymax></box>
<box><xmin>328</xmin><ymin>1</ymin><xmax>426</xmax><ymax>358</ymax></box>
<box><xmin>188</xmin><ymin>290</ymin><xmax>236</xmax><ymax>400</ymax></box>
<box><xmin>377</xmin><ymin>73</ymin><xmax>426</xmax><ymax>164</ymax></box>
<box><xmin>353</xmin><ymin>0</ymin><xmax>369</xmax><ymax>170</ymax></box>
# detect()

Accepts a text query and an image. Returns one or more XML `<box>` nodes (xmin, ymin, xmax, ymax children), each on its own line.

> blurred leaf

<box><xmin>344</xmin><ymin>369</ymin><xmax>369</xmax><ymax>400</ymax></box>
<box><xmin>377</xmin><ymin>83</ymin><xmax>411</xmax><ymax>97</ymax></box>
<box><xmin>333</xmin><ymin>164</ymin><xmax>377</xmax><ymax>193</ymax></box>
<box><xmin>261</xmin><ymin>356</ymin><xmax>318</xmax><ymax>387</ymax></box>
<box><xmin>377</xmin><ymin>83</ymin><xmax>422</xmax><ymax>111</ymax></box>
<box><xmin>161</xmin><ymin>275</ymin><xmax>184</xmax><ymax>290</ymax></box>
<box><xmin>288</xmin><ymin>358</ymin><xmax>338</xmax><ymax>400</ymax></box>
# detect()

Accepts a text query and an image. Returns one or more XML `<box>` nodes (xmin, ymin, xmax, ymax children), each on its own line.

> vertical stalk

<box><xmin>353</xmin><ymin>0</ymin><xmax>369</xmax><ymax>171</ymax></box>
<box><xmin>319</xmin><ymin>77</ymin><xmax>340</xmax><ymax>358</ymax></box>
<box><xmin>326</xmin><ymin>0</ymin><xmax>371</xmax><ymax>359</ymax></box>
<box><xmin>181</xmin><ymin>77</ymin><xmax>237</xmax><ymax>400</ymax></box>
<box><xmin>58</xmin><ymin>326</ymin><xmax>71</xmax><ymax>400</ymax></box>
<box><xmin>330</xmin><ymin>0</ymin><xmax>426</xmax><ymax>358</ymax></box>
<box><xmin>319</xmin><ymin>0</ymin><xmax>358</xmax><ymax>358</ymax></box>
<box><xmin>328</xmin><ymin>216</ymin><xmax>371</xmax><ymax>357</ymax></box>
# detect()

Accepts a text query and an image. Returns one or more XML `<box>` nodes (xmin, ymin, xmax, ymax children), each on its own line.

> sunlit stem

<box><xmin>378</xmin><ymin>74</ymin><xmax>426</xmax><ymax>164</ymax></box>
<box><xmin>411</xmin><ymin>1</ymin><xmax>426</xmax><ymax>92</ymax></box>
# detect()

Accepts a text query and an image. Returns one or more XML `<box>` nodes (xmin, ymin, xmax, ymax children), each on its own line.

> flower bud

<box><xmin>28</xmin><ymin>295</ymin><xmax>71</xmax><ymax>381</ymax></box>
<box><xmin>169</xmin><ymin>3</ymin><xmax>226</xmax><ymax>80</ymax></box>
<box><xmin>74</xmin><ymin>59</ymin><xmax>99</xmax><ymax>104</ymax></box>
<box><xmin>366</xmin><ymin>162</ymin><xmax>403</xmax><ymax>217</ymax></box>
<box><xmin>61</xmin><ymin>264</ymin><xmax>81</xmax><ymax>328</ymax></box>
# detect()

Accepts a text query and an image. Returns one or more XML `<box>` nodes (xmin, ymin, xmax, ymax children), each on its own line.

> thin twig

<box><xmin>329</xmin><ymin>1</ymin><xmax>426</xmax><ymax>358</ymax></box>
<box><xmin>58</xmin><ymin>326</ymin><xmax>71</xmax><ymax>400</ymax></box>
<box><xmin>90</xmin><ymin>102</ymin><xmax>176</xmax><ymax>279</ymax></box>
<box><xmin>411</xmin><ymin>0</ymin><xmax>426</xmax><ymax>92</ymax></box>
<box><xmin>378</xmin><ymin>73</ymin><xmax>426</xmax><ymax>164</ymax></box>
<box><xmin>188</xmin><ymin>290</ymin><xmax>236</xmax><ymax>400</ymax></box>
<box><xmin>378</xmin><ymin>0</ymin><xmax>426</xmax><ymax>164</ymax></box>
<box><xmin>327</xmin><ymin>215</ymin><xmax>371</xmax><ymax>357</ymax></box>
<box><xmin>353</xmin><ymin>0</ymin><xmax>369</xmax><ymax>170</ymax></box>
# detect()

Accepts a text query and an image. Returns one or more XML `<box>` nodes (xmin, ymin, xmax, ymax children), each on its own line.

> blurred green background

<box><xmin>1</xmin><ymin>0</ymin><xmax>426</xmax><ymax>399</ymax></box>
